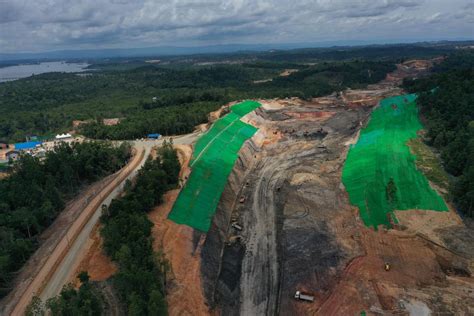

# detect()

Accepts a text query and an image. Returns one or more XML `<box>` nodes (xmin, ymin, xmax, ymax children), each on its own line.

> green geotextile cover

<box><xmin>342</xmin><ymin>94</ymin><xmax>448</xmax><ymax>229</ymax></box>
<box><xmin>168</xmin><ymin>101</ymin><xmax>261</xmax><ymax>231</ymax></box>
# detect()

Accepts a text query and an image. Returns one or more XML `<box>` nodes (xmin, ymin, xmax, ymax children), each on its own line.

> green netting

<box><xmin>230</xmin><ymin>100</ymin><xmax>261</xmax><ymax>117</ymax></box>
<box><xmin>342</xmin><ymin>94</ymin><xmax>448</xmax><ymax>229</ymax></box>
<box><xmin>168</xmin><ymin>100</ymin><xmax>261</xmax><ymax>231</ymax></box>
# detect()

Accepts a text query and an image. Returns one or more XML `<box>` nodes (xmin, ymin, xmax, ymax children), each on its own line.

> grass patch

<box><xmin>407</xmin><ymin>138</ymin><xmax>450</xmax><ymax>194</ymax></box>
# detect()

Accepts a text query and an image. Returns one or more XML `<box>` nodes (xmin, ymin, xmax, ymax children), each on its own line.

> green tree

<box><xmin>386</xmin><ymin>177</ymin><xmax>397</xmax><ymax>204</ymax></box>
<box><xmin>25</xmin><ymin>296</ymin><xmax>44</xmax><ymax>316</ymax></box>
<box><xmin>78</xmin><ymin>271</ymin><xmax>90</xmax><ymax>284</ymax></box>
<box><xmin>148</xmin><ymin>289</ymin><xmax>167</xmax><ymax>316</ymax></box>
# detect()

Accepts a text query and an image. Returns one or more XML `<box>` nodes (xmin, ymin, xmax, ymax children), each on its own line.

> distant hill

<box><xmin>1</xmin><ymin>39</ymin><xmax>472</xmax><ymax>62</ymax></box>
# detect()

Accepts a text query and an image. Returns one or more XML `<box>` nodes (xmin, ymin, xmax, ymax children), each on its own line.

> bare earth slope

<box><xmin>147</xmin><ymin>58</ymin><xmax>473</xmax><ymax>315</ymax></box>
<box><xmin>198</xmin><ymin>58</ymin><xmax>473</xmax><ymax>315</ymax></box>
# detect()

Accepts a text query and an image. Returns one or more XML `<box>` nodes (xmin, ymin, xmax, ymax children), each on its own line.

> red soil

<box><xmin>148</xmin><ymin>144</ymin><xmax>209</xmax><ymax>316</ymax></box>
<box><xmin>310</xmin><ymin>226</ymin><xmax>471</xmax><ymax>315</ymax></box>
<box><xmin>72</xmin><ymin>225</ymin><xmax>117</xmax><ymax>286</ymax></box>
<box><xmin>149</xmin><ymin>191</ymin><xmax>209</xmax><ymax>316</ymax></box>
<box><xmin>285</xmin><ymin>111</ymin><xmax>335</xmax><ymax>120</ymax></box>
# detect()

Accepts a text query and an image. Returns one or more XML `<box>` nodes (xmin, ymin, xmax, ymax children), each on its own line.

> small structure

<box><xmin>55</xmin><ymin>133</ymin><xmax>73</xmax><ymax>140</ymax></box>
<box><xmin>0</xmin><ymin>143</ymin><xmax>8</xmax><ymax>150</ymax></box>
<box><xmin>32</xmin><ymin>148</ymin><xmax>47</xmax><ymax>159</ymax></box>
<box><xmin>384</xmin><ymin>262</ymin><xmax>391</xmax><ymax>271</ymax></box>
<box><xmin>14</xmin><ymin>141</ymin><xmax>42</xmax><ymax>151</ymax></box>
<box><xmin>231</xmin><ymin>222</ymin><xmax>243</xmax><ymax>231</ymax></box>
<box><xmin>294</xmin><ymin>291</ymin><xmax>315</xmax><ymax>302</ymax></box>
<box><xmin>146</xmin><ymin>60</ymin><xmax>161</xmax><ymax>64</ymax></box>
<box><xmin>147</xmin><ymin>133</ymin><xmax>161</xmax><ymax>139</ymax></box>
<box><xmin>6</xmin><ymin>150</ymin><xmax>20</xmax><ymax>161</ymax></box>
<box><xmin>72</xmin><ymin>120</ymin><xmax>93</xmax><ymax>128</ymax></box>
<box><xmin>103</xmin><ymin>118</ymin><xmax>120</xmax><ymax>126</ymax></box>
<box><xmin>26</xmin><ymin>135</ymin><xmax>39</xmax><ymax>142</ymax></box>
<box><xmin>152</xmin><ymin>97</ymin><xmax>158</xmax><ymax>102</ymax></box>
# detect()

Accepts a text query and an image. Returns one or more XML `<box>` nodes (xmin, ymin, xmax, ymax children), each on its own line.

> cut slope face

<box><xmin>342</xmin><ymin>94</ymin><xmax>448</xmax><ymax>229</ymax></box>
<box><xmin>168</xmin><ymin>101</ymin><xmax>261</xmax><ymax>231</ymax></box>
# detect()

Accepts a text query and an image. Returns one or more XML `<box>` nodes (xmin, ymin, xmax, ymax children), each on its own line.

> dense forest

<box><xmin>0</xmin><ymin>44</ymin><xmax>446</xmax><ymax>142</ymax></box>
<box><xmin>99</xmin><ymin>141</ymin><xmax>180</xmax><ymax>315</ymax></box>
<box><xmin>0</xmin><ymin>141</ymin><xmax>130</xmax><ymax>297</ymax></box>
<box><xmin>403</xmin><ymin>51</ymin><xmax>474</xmax><ymax>218</ymax></box>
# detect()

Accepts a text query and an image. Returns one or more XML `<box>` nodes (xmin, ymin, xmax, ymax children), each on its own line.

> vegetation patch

<box><xmin>99</xmin><ymin>141</ymin><xmax>180</xmax><ymax>315</ymax></box>
<box><xmin>407</xmin><ymin>138</ymin><xmax>450</xmax><ymax>194</ymax></box>
<box><xmin>0</xmin><ymin>58</ymin><xmax>396</xmax><ymax>142</ymax></box>
<box><xmin>0</xmin><ymin>141</ymin><xmax>130</xmax><ymax>298</ymax></box>
<box><xmin>342</xmin><ymin>94</ymin><xmax>448</xmax><ymax>229</ymax></box>
<box><xmin>26</xmin><ymin>272</ymin><xmax>103</xmax><ymax>316</ymax></box>
<box><xmin>0</xmin><ymin>162</ymin><xmax>8</xmax><ymax>171</ymax></box>
<box><xmin>403</xmin><ymin>51</ymin><xmax>474</xmax><ymax>218</ymax></box>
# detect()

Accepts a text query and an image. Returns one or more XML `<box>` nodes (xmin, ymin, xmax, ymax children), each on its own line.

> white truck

<box><xmin>231</xmin><ymin>222</ymin><xmax>243</xmax><ymax>231</ymax></box>
<box><xmin>294</xmin><ymin>291</ymin><xmax>315</xmax><ymax>302</ymax></box>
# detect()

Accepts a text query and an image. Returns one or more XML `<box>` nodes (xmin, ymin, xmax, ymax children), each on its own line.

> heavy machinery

<box><xmin>294</xmin><ymin>291</ymin><xmax>315</xmax><ymax>302</ymax></box>
<box><xmin>231</xmin><ymin>222</ymin><xmax>243</xmax><ymax>231</ymax></box>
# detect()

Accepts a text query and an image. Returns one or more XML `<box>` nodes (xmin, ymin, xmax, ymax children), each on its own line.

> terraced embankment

<box><xmin>153</xmin><ymin>58</ymin><xmax>473</xmax><ymax>315</ymax></box>
<box><xmin>342</xmin><ymin>94</ymin><xmax>448</xmax><ymax>228</ymax></box>
<box><xmin>168</xmin><ymin>101</ymin><xmax>261</xmax><ymax>231</ymax></box>
<box><xmin>199</xmin><ymin>60</ymin><xmax>473</xmax><ymax>315</ymax></box>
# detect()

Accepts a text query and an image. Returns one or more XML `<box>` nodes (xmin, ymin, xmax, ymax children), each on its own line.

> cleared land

<box><xmin>342</xmin><ymin>94</ymin><xmax>448</xmax><ymax>228</ymax></box>
<box><xmin>194</xmin><ymin>59</ymin><xmax>473</xmax><ymax>315</ymax></box>
<box><xmin>168</xmin><ymin>101</ymin><xmax>261</xmax><ymax>232</ymax></box>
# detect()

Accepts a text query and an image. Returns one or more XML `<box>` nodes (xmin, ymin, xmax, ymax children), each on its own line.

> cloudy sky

<box><xmin>0</xmin><ymin>0</ymin><xmax>472</xmax><ymax>53</ymax></box>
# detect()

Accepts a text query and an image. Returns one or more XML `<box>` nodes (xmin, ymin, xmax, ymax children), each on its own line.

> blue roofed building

<box><xmin>147</xmin><ymin>133</ymin><xmax>161</xmax><ymax>139</ymax></box>
<box><xmin>14</xmin><ymin>141</ymin><xmax>42</xmax><ymax>151</ymax></box>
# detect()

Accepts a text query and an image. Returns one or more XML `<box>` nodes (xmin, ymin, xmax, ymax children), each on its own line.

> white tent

<box><xmin>55</xmin><ymin>133</ymin><xmax>73</xmax><ymax>140</ymax></box>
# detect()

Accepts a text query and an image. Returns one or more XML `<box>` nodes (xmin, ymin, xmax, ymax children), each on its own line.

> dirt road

<box><xmin>6</xmin><ymin>133</ymin><xmax>199</xmax><ymax>316</ymax></box>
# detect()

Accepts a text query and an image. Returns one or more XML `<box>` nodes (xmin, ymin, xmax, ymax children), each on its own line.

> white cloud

<box><xmin>0</xmin><ymin>0</ymin><xmax>472</xmax><ymax>53</ymax></box>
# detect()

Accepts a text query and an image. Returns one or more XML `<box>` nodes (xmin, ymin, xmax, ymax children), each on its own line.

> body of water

<box><xmin>0</xmin><ymin>61</ymin><xmax>90</xmax><ymax>82</ymax></box>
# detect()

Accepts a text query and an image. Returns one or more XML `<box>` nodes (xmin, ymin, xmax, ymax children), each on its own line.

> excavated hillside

<box><xmin>151</xmin><ymin>58</ymin><xmax>474</xmax><ymax>315</ymax></box>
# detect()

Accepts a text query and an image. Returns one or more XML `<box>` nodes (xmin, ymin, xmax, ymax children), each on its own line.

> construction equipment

<box><xmin>231</xmin><ymin>222</ymin><xmax>243</xmax><ymax>231</ymax></box>
<box><xmin>384</xmin><ymin>262</ymin><xmax>391</xmax><ymax>271</ymax></box>
<box><xmin>294</xmin><ymin>291</ymin><xmax>315</xmax><ymax>302</ymax></box>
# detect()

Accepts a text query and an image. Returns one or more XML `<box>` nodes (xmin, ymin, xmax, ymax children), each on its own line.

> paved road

<box><xmin>39</xmin><ymin>145</ymin><xmax>151</xmax><ymax>302</ymax></box>
<box><xmin>12</xmin><ymin>133</ymin><xmax>199</xmax><ymax>315</ymax></box>
<box><xmin>40</xmin><ymin>134</ymin><xmax>199</xmax><ymax>300</ymax></box>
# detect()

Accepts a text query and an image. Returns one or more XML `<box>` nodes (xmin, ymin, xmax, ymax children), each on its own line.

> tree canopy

<box><xmin>0</xmin><ymin>141</ymin><xmax>130</xmax><ymax>298</ymax></box>
<box><xmin>100</xmin><ymin>141</ymin><xmax>180</xmax><ymax>315</ymax></box>
<box><xmin>403</xmin><ymin>51</ymin><xmax>474</xmax><ymax>218</ymax></box>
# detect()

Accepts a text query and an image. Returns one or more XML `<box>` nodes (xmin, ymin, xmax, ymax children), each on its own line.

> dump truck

<box><xmin>294</xmin><ymin>291</ymin><xmax>315</xmax><ymax>302</ymax></box>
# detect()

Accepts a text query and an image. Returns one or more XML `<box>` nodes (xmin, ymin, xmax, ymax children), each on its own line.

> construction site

<box><xmin>149</xmin><ymin>58</ymin><xmax>474</xmax><ymax>315</ymax></box>
<box><xmin>3</xmin><ymin>57</ymin><xmax>472</xmax><ymax>316</ymax></box>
